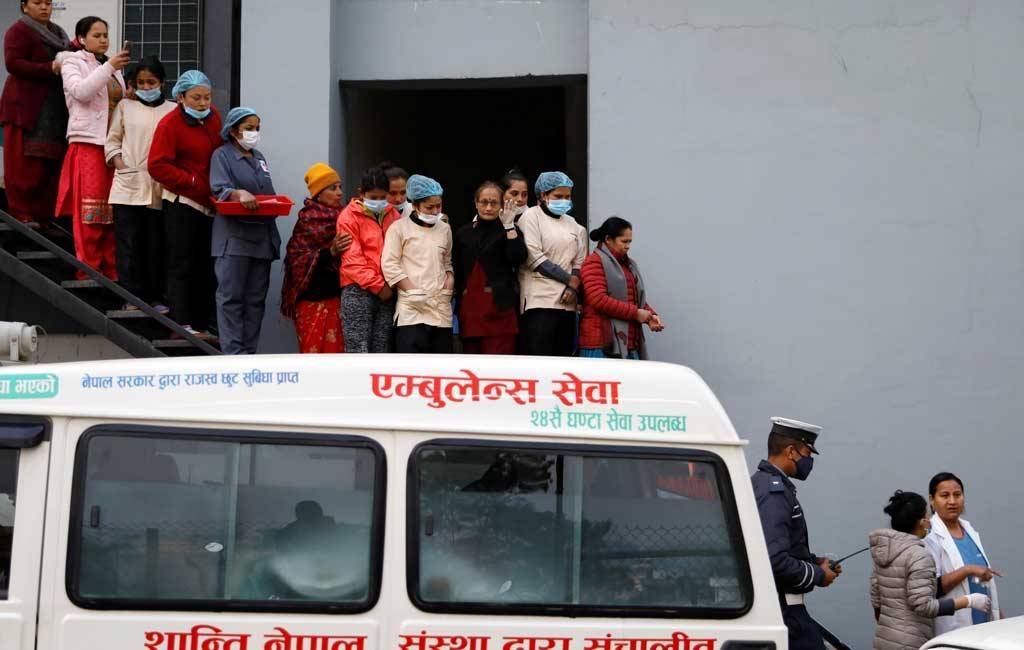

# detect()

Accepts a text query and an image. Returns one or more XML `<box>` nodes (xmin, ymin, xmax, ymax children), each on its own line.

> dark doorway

<box><xmin>339</xmin><ymin>76</ymin><xmax>588</xmax><ymax>232</ymax></box>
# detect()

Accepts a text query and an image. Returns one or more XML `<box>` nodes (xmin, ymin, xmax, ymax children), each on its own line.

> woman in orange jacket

<box><xmin>336</xmin><ymin>164</ymin><xmax>400</xmax><ymax>353</ymax></box>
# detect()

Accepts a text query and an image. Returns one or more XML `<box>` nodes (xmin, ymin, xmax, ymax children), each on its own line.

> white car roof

<box><xmin>921</xmin><ymin>616</ymin><xmax>1024</xmax><ymax>650</ymax></box>
<box><xmin>0</xmin><ymin>355</ymin><xmax>742</xmax><ymax>445</ymax></box>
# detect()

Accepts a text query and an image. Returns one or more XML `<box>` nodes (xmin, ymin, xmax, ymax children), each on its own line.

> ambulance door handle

<box><xmin>424</xmin><ymin>511</ymin><xmax>434</xmax><ymax>536</ymax></box>
<box><xmin>89</xmin><ymin>505</ymin><xmax>101</xmax><ymax>528</ymax></box>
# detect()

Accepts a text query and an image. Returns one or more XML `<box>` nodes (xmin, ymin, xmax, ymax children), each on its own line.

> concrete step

<box><xmin>106</xmin><ymin>308</ymin><xmax>153</xmax><ymax>319</ymax></box>
<box><xmin>151</xmin><ymin>338</ymin><xmax>199</xmax><ymax>349</ymax></box>
<box><xmin>16</xmin><ymin>250</ymin><xmax>57</xmax><ymax>261</ymax></box>
<box><xmin>61</xmin><ymin>279</ymin><xmax>101</xmax><ymax>289</ymax></box>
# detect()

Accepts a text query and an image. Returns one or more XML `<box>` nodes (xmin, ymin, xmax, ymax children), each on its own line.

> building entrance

<box><xmin>340</xmin><ymin>76</ymin><xmax>587</xmax><ymax>231</ymax></box>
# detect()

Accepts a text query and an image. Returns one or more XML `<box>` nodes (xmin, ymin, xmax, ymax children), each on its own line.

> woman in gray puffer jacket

<box><xmin>870</xmin><ymin>490</ymin><xmax>991</xmax><ymax>650</ymax></box>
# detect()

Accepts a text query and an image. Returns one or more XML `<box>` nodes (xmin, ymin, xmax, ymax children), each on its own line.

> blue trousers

<box><xmin>214</xmin><ymin>255</ymin><xmax>272</xmax><ymax>354</ymax></box>
<box><xmin>783</xmin><ymin>605</ymin><xmax>825</xmax><ymax>650</ymax></box>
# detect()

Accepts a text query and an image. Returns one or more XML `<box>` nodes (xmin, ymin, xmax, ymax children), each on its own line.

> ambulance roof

<box><xmin>0</xmin><ymin>355</ymin><xmax>742</xmax><ymax>445</ymax></box>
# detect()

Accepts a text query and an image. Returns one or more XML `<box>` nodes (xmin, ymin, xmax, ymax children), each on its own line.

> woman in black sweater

<box><xmin>454</xmin><ymin>181</ymin><xmax>528</xmax><ymax>354</ymax></box>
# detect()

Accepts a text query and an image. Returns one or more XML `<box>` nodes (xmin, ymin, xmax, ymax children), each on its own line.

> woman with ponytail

<box><xmin>869</xmin><ymin>490</ymin><xmax>990</xmax><ymax>650</ymax></box>
<box><xmin>578</xmin><ymin>216</ymin><xmax>663</xmax><ymax>359</ymax></box>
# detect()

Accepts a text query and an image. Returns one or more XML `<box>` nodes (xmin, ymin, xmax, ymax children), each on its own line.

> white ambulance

<box><xmin>0</xmin><ymin>355</ymin><xmax>785</xmax><ymax>650</ymax></box>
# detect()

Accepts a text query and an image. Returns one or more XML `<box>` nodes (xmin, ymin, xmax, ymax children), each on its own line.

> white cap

<box><xmin>770</xmin><ymin>416</ymin><xmax>822</xmax><ymax>453</ymax></box>
<box><xmin>770</xmin><ymin>416</ymin><xmax>821</xmax><ymax>434</ymax></box>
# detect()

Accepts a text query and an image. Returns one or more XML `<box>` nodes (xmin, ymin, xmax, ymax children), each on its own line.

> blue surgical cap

<box><xmin>171</xmin><ymin>70</ymin><xmax>211</xmax><ymax>98</ymax></box>
<box><xmin>407</xmin><ymin>174</ymin><xmax>443</xmax><ymax>201</ymax></box>
<box><xmin>221</xmin><ymin>106</ymin><xmax>258</xmax><ymax>140</ymax></box>
<box><xmin>535</xmin><ymin>171</ymin><xmax>574</xmax><ymax>195</ymax></box>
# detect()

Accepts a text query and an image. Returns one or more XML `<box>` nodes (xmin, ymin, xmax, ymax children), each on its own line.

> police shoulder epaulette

<box><xmin>768</xmin><ymin>478</ymin><xmax>786</xmax><ymax>493</ymax></box>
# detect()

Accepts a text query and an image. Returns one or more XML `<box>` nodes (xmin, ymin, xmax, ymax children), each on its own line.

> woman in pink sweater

<box><xmin>55</xmin><ymin>16</ymin><xmax>128</xmax><ymax>279</ymax></box>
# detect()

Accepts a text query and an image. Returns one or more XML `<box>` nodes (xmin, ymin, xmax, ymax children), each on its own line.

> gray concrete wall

<box><xmin>25</xmin><ymin>334</ymin><xmax>131</xmax><ymax>363</ymax></box>
<box><xmin>240</xmin><ymin>0</ymin><xmax>337</xmax><ymax>352</ymax></box>
<box><xmin>203</xmin><ymin>0</ymin><xmax>238</xmax><ymax>112</ymax></box>
<box><xmin>332</xmin><ymin>0</ymin><xmax>589</xmax><ymax>80</ymax></box>
<box><xmin>0</xmin><ymin>4</ymin><xmax>18</xmax><ymax>96</ymax></box>
<box><xmin>589</xmin><ymin>0</ymin><xmax>1022</xmax><ymax>644</ymax></box>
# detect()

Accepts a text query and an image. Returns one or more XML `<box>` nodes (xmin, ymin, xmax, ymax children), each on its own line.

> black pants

<box><xmin>114</xmin><ymin>204</ymin><xmax>165</xmax><ymax>303</ymax></box>
<box><xmin>519</xmin><ymin>308</ymin><xmax>576</xmax><ymax>356</ymax></box>
<box><xmin>163</xmin><ymin>199</ymin><xmax>215</xmax><ymax>330</ymax></box>
<box><xmin>783</xmin><ymin>604</ymin><xmax>825</xmax><ymax>650</ymax></box>
<box><xmin>341</xmin><ymin>285</ymin><xmax>394</xmax><ymax>353</ymax></box>
<box><xmin>395</xmin><ymin>324</ymin><xmax>453</xmax><ymax>354</ymax></box>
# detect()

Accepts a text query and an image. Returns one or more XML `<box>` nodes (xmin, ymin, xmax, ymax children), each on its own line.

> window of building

<box><xmin>122</xmin><ymin>0</ymin><xmax>202</xmax><ymax>89</ymax></box>
<box><xmin>409</xmin><ymin>442</ymin><xmax>752</xmax><ymax>617</ymax></box>
<box><xmin>0</xmin><ymin>449</ymin><xmax>17</xmax><ymax>599</ymax></box>
<box><xmin>69</xmin><ymin>429</ymin><xmax>383</xmax><ymax>612</ymax></box>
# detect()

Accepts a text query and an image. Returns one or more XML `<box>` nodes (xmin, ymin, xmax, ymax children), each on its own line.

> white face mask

<box><xmin>514</xmin><ymin>204</ymin><xmax>527</xmax><ymax>215</ymax></box>
<box><xmin>417</xmin><ymin>211</ymin><xmax>440</xmax><ymax>225</ymax></box>
<box><xmin>237</xmin><ymin>130</ymin><xmax>261</xmax><ymax>150</ymax></box>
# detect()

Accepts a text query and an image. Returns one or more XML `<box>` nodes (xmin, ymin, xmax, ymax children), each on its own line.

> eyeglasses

<box><xmin>476</xmin><ymin>200</ymin><xmax>501</xmax><ymax>207</ymax></box>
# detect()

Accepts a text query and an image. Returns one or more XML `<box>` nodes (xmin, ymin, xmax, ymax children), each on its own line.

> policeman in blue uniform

<box><xmin>752</xmin><ymin>417</ymin><xmax>840</xmax><ymax>650</ymax></box>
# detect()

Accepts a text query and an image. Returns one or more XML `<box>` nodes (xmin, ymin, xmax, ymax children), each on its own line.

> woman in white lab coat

<box><xmin>924</xmin><ymin>472</ymin><xmax>1002</xmax><ymax>635</ymax></box>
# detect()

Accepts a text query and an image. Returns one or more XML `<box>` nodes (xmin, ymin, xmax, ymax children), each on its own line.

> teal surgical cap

<box><xmin>221</xmin><ymin>106</ymin><xmax>258</xmax><ymax>140</ymax></box>
<box><xmin>535</xmin><ymin>171</ymin><xmax>574</xmax><ymax>195</ymax></box>
<box><xmin>407</xmin><ymin>174</ymin><xmax>443</xmax><ymax>201</ymax></box>
<box><xmin>171</xmin><ymin>69</ymin><xmax>212</xmax><ymax>98</ymax></box>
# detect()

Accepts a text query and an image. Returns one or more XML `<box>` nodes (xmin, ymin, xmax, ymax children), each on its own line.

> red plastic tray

<box><xmin>213</xmin><ymin>194</ymin><xmax>294</xmax><ymax>217</ymax></box>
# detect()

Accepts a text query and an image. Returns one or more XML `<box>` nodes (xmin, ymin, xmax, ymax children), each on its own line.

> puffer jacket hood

<box><xmin>870</xmin><ymin>528</ymin><xmax>923</xmax><ymax>568</ymax></box>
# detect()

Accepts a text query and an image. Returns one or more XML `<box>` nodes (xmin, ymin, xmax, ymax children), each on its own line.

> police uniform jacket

<box><xmin>752</xmin><ymin>459</ymin><xmax>825</xmax><ymax>594</ymax></box>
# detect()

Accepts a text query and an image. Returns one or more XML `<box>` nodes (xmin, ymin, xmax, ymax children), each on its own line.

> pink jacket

<box><xmin>59</xmin><ymin>50</ymin><xmax>124</xmax><ymax>146</ymax></box>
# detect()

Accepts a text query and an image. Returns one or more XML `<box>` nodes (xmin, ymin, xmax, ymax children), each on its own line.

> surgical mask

<box><xmin>184</xmin><ymin>106</ymin><xmax>211</xmax><ymax>120</ymax></box>
<box><xmin>236</xmin><ymin>130</ymin><xmax>261</xmax><ymax>150</ymax></box>
<box><xmin>792</xmin><ymin>454</ymin><xmax>814</xmax><ymax>481</ymax></box>
<box><xmin>514</xmin><ymin>204</ymin><xmax>527</xmax><ymax>215</ymax></box>
<box><xmin>135</xmin><ymin>88</ymin><xmax>162</xmax><ymax>103</ymax></box>
<box><xmin>362</xmin><ymin>199</ymin><xmax>389</xmax><ymax>214</ymax></box>
<box><xmin>393</xmin><ymin>200</ymin><xmax>408</xmax><ymax>213</ymax></box>
<box><xmin>546</xmin><ymin>199</ymin><xmax>572</xmax><ymax>215</ymax></box>
<box><xmin>417</xmin><ymin>211</ymin><xmax>440</xmax><ymax>225</ymax></box>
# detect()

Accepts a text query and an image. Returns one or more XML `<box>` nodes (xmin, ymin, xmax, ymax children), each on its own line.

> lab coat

<box><xmin>924</xmin><ymin>513</ymin><xmax>1001</xmax><ymax>635</ymax></box>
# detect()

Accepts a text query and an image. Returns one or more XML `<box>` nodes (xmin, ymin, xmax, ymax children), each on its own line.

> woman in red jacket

<box><xmin>579</xmin><ymin>217</ymin><xmax>664</xmax><ymax>359</ymax></box>
<box><xmin>147</xmin><ymin>69</ymin><xmax>222</xmax><ymax>339</ymax></box>
<box><xmin>0</xmin><ymin>0</ymin><xmax>70</xmax><ymax>225</ymax></box>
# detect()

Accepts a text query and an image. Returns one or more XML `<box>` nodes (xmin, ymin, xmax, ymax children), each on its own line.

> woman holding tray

<box><xmin>209</xmin><ymin>106</ymin><xmax>281</xmax><ymax>354</ymax></box>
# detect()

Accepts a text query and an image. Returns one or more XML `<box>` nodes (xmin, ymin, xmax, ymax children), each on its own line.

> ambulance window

<box><xmin>68</xmin><ymin>430</ymin><xmax>384</xmax><ymax>612</ymax></box>
<box><xmin>0</xmin><ymin>449</ymin><xmax>16</xmax><ymax>599</ymax></box>
<box><xmin>410</xmin><ymin>443</ymin><xmax>752</xmax><ymax>617</ymax></box>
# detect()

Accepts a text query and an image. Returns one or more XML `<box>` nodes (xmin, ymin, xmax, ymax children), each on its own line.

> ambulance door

<box><xmin>399</xmin><ymin>438</ymin><xmax>773</xmax><ymax>650</ymax></box>
<box><xmin>0</xmin><ymin>418</ymin><xmax>51</xmax><ymax>650</ymax></box>
<box><xmin>38</xmin><ymin>422</ymin><xmax>387</xmax><ymax>650</ymax></box>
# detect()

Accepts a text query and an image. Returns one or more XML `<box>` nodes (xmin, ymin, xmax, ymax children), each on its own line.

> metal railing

<box><xmin>0</xmin><ymin>210</ymin><xmax>219</xmax><ymax>355</ymax></box>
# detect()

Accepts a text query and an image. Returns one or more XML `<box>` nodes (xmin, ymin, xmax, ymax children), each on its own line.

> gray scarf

<box><xmin>596</xmin><ymin>244</ymin><xmax>648</xmax><ymax>360</ymax></box>
<box><xmin>19</xmin><ymin>15</ymin><xmax>70</xmax><ymax>53</ymax></box>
